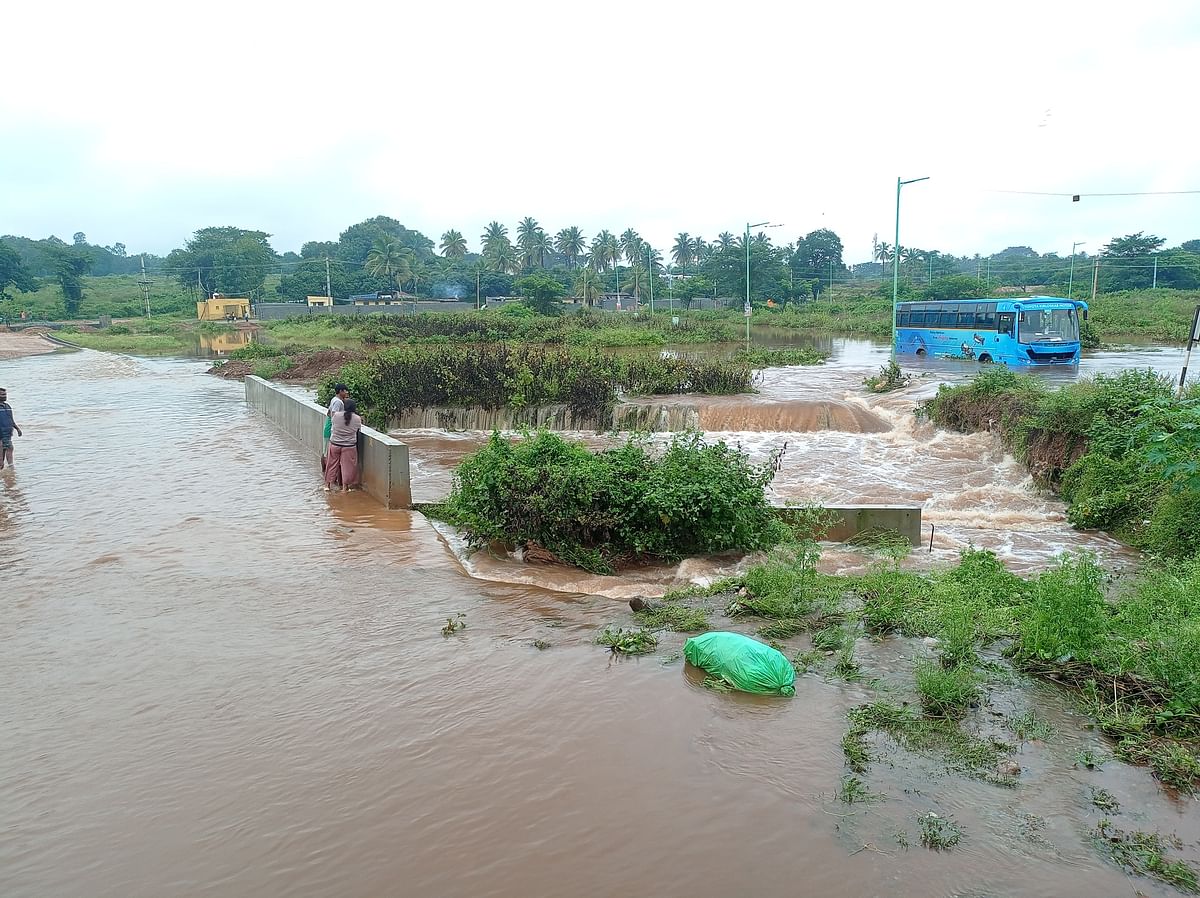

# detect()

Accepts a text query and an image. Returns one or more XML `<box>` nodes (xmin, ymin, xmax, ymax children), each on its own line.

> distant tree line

<box><xmin>4</xmin><ymin>218</ymin><xmax>1199</xmax><ymax>319</ymax></box>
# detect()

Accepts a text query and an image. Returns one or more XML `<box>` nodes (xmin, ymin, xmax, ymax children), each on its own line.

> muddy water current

<box><xmin>2</xmin><ymin>344</ymin><xmax>1197</xmax><ymax>897</ymax></box>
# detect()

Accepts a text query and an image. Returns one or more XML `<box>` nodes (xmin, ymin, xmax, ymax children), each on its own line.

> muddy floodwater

<box><xmin>2</xmin><ymin>343</ymin><xmax>1197</xmax><ymax>898</ymax></box>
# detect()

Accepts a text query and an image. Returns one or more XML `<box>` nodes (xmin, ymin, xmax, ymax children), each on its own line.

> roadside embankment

<box><xmin>0</xmin><ymin>331</ymin><xmax>60</xmax><ymax>360</ymax></box>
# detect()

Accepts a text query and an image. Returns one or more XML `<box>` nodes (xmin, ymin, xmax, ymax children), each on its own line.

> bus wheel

<box><xmin>978</xmin><ymin>353</ymin><xmax>993</xmax><ymax>364</ymax></box>
<box><xmin>915</xmin><ymin>348</ymin><xmax>927</xmax><ymax>356</ymax></box>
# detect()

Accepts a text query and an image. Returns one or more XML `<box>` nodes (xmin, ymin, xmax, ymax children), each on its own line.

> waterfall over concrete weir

<box><xmin>387</xmin><ymin>397</ymin><xmax>892</xmax><ymax>434</ymax></box>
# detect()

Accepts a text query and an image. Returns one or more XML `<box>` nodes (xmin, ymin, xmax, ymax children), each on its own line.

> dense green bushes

<box><xmin>280</xmin><ymin>308</ymin><xmax>738</xmax><ymax>348</ymax></box>
<box><xmin>322</xmin><ymin>344</ymin><xmax>754</xmax><ymax>426</ymax></box>
<box><xmin>921</xmin><ymin>368</ymin><xmax>1200</xmax><ymax>558</ymax></box>
<box><xmin>428</xmin><ymin>430</ymin><xmax>786</xmax><ymax>573</ymax></box>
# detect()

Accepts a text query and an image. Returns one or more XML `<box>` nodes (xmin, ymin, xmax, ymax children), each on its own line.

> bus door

<box><xmin>998</xmin><ymin>312</ymin><xmax>1015</xmax><ymax>339</ymax></box>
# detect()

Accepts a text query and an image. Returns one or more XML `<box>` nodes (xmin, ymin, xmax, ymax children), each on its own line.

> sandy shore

<box><xmin>0</xmin><ymin>331</ymin><xmax>60</xmax><ymax>360</ymax></box>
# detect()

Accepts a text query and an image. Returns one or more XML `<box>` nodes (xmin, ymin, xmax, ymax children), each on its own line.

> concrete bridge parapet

<box><xmin>245</xmin><ymin>376</ymin><xmax>412</xmax><ymax>509</ymax></box>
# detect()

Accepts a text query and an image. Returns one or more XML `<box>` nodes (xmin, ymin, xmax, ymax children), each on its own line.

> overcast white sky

<box><xmin>2</xmin><ymin>0</ymin><xmax>1197</xmax><ymax>263</ymax></box>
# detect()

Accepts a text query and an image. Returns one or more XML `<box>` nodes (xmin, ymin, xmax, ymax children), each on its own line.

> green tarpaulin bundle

<box><xmin>683</xmin><ymin>632</ymin><xmax>796</xmax><ymax>696</ymax></box>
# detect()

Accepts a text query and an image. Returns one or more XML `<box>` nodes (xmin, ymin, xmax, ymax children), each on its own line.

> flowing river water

<box><xmin>2</xmin><ymin>340</ymin><xmax>1197</xmax><ymax>897</ymax></box>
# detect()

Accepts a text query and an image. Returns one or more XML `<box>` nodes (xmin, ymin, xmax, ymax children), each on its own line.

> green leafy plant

<box><xmin>596</xmin><ymin>627</ymin><xmax>658</xmax><ymax>655</ymax></box>
<box><xmin>917</xmin><ymin>812</ymin><xmax>962</xmax><ymax>850</ymax></box>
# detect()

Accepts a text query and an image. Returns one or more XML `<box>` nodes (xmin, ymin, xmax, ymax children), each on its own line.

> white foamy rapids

<box><xmin>426</xmin><ymin>520</ymin><xmax>753</xmax><ymax>599</ymax></box>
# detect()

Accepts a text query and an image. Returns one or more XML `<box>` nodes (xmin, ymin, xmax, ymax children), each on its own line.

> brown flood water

<box><xmin>2</xmin><ymin>347</ymin><xmax>1197</xmax><ymax>898</ymax></box>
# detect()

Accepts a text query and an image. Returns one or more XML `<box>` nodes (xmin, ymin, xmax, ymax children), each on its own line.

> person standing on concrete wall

<box><xmin>323</xmin><ymin>383</ymin><xmax>349</xmax><ymax>483</ymax></box>
<box><xmin>0</xmin><ymin>388</ymin><xmax>22</xmax><ymax>470</ymax></box>
<box><xmin>325</xmin><ymin>399</ymin><xmax>362</xmax><ymax>493</ymax></box>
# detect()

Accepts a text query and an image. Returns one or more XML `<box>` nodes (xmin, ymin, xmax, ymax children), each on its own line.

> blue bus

<box><xmin>895</xmin><ymin>295</ymin><xmax>1087</xmax><ymax>365</ymax></box>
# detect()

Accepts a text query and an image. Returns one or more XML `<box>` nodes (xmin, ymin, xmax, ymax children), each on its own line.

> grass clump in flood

<box><xmin>1093</xmin><ymin>820</ymin><xmax>1199</xmax><ymax>893</ymax></box>
<box><xmin>836</xmin><ymin>775</ymin><xmax>879</xmax><ymax>804</ymax></box>
<box><xmin>596</xmin><ymin>627</ymin><xmax>658</xmax><ymax>655</ymax></box>
<box><xmin>1009</xmin><ymin>711</ymin><xmax>1055</xmax><ymax>742</ymax></box>
<box><xmin>917</xmin><ymin>812</ymin><xmax>962</xmax><ymax>850</ymax></box>
<box><xmin>633</xmin><ymin>601</ymin><xmax>710</xmax><ymax>633</ymax></box>
<box><xmin>843</xmin><ymin>701</ymin><xmax>1014</xmax><ymax>784</ymax></box>
<box><xmin>914</xmin><ymin>660</ymin><xmax>981</xmax><ymax>718</ymax></box>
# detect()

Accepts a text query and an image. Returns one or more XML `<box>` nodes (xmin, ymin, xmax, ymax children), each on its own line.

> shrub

<box><xmin>432</xmin><ymin>430</ymin><xmax>786</xmax><ymax>573</ymax></box>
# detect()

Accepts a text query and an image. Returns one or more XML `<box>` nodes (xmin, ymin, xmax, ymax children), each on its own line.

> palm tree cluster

<box><xmin>440</xmin><ymin>217</ymin><xmax>699</xmax><ymax>280</ymax></box>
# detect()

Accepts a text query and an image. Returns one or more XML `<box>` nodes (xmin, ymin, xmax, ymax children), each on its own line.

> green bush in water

<box><xmin>432</xmin><ymin>430</ymin><xmax>786</xmax><ymax>574</ymax></box>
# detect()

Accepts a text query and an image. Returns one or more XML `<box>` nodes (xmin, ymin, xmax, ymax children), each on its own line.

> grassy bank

<box><xmin>620</xmin><ymin>542</ymin><xmax>1200</xmax><ymax>796</ymax></box>
<box><xmin>1</xmin><ymin>273</ymin><xmax>280</xmax><ymax>321</ymax></box>
<box><xmin>1088</xmin><ymin>289</ymin><xmax>1200</xmax><ymax>342</ymax></box>
<box><xmin>920</xmin><ymin>368</ymin><xmax>1200</xmax><ymax>559</ymax></box>
<box><xmin>57</xmin><ymin>319</ymin><xmax>231</xmax><ymax>354</ymax></box>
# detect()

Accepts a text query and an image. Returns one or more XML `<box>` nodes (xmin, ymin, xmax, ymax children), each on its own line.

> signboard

<box><xmin>743</xmin><ymin>302</ymin><xmax>752</xmax><ymax>318</ymax></box>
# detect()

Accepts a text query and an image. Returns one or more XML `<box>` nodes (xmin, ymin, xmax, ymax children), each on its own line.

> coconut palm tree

<box><xmin>590</xmin><ymin>230</ymin><xmax>616</xmax><ymax>271</ymax></box>
<box><xmin>486</xmin><ymin>241</ymin><xmax>519</xmax><ymax>275</ymax></box>
<box><xmin>622</xmin><ymin>263</ymin><xmax>648</xmax><ymax>301</ymax></box>
<box><xmin>874</xmin><ymin>241</ymin><xmax>893</xmax><ymax>275</ymax></box>
<box><xmin>365</xmin><ymin>239</ymin><xmax>416</xmax><ymax>295</ymax></box>
<box><xmin>555</xmin><ymin>226</ymin><xmax>586</xmax><ymax>269</ymax></box>
<box><xmin>603</xmin><ymin>231</ymin><xmax>621</xmax><ymax>275</ymax></box>
<box><xmin>901</xmin><ymin>246</ymin><xmax>922</xmax><ymax>282</ymax></box>
<box><xmin>619</xmin><ymin>228</ymin><xmax>642</xmax><ymax>265</ymax></box>
<box><xmin>691</xmin><ymin>235</ymin><xmax>709</xmax><ymax>263</ymax></box>
<box><xmin>482</xmin><ymin>221</ymin><xmax>507</xmax><ymax>252</ymax></box>
<box><xmin>575</xmin><ymin>267</ymin><xmax>604</xmax><ymax>306</ymax></box>
<box><xmin>516</xmin><ymin>217</ymin><xmax>541</xmax><ymax>270</ymax></box>
<box><xmin>672</xmin><ymin>233</ymin><xmax>693</xmax><ymax>273</ymax></box>
<box><xmin>716</xmin><ymin>232</ymin><xmax>736</xmax><ymax>252</ymax></box>
<box><xmin>533</xmin><ymin>230</ymin><xmax>553</xmax><ymax>268</ymax></box>
<box><xmin>439</xmin><ymin>229</ymin><xmax>468</xmax><ymax>259</ymax></box>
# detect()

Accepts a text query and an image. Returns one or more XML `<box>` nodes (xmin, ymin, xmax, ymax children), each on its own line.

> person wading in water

<box><xmin>0</xmin><ymin>387</ymin><xmax>22</xmax><ymax>470</ymax></box>
<box><xmin>324</xmin><ymin>399</ymin><xmax>362</xmax><ymax>493</ymax></box>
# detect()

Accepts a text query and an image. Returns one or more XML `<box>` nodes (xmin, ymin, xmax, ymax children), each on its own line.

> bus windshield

<box><xmin>1020</xmin><ymin>308</ymin><xmax>1078</xmax><ymax>343</ymax></box>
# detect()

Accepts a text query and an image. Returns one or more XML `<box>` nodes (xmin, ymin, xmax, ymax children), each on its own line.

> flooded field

<box><xmin>2</xmin><ymin>343</ymin><xmax>1196</xmax><ymax>897</ymax></box>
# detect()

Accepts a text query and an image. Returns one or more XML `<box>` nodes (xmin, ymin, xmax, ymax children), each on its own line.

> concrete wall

<box><xmin>774</xmin><ymin>503</ymin><xmax>923</xmax><ymax>547</ymax></box>
<box><xmin>244</xmin><ymin>376</ymin><xmax>412</xmax><ymax>509</ymax></box>
<box><xmin>255</xmin><ymin>302</ymin><xmax>479</xmax><ymax>320</ymax></box>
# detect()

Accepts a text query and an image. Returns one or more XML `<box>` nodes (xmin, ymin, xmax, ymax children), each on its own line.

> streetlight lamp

<box><xmin>1067</xmin><ymin>241</ymin><xmax>1086</xmax><ymax>300</ymax></box>
<box><xmin>745</xmin><ymin>221</ymin><xmax>782</xmax><ymax>347</ymax></box>
<box><xmin>892</xmin><ymin>175</ymin><xmax>930</xmax><ymax>357</ymax></box>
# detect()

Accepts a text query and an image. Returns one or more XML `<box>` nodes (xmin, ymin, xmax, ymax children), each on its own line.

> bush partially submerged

<box><xmin>431</xmin><ymin>430</ymin><xmax>786</xmax><ymax>573</ymax></box>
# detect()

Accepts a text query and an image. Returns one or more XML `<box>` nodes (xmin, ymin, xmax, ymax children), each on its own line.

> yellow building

<box><xmin>306</xmin><ymin>295</ymin><xmax>333</xmax><ymax>308</ymax></box>
<box><xmin>197</xmin><ymin>295</ymin><xmax>250</xmax><ymax>320</ymax></box>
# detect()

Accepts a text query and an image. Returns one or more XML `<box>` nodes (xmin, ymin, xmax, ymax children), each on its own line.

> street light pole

<box><xmin>646</xmin><ymin>243</ymin><xmax>654</xmax><ymax>313</ymax></box>
<box><xmin>893</xmin><ymin>176</ymin><xmax>929</xmax><ymax>358</ymax></box>
<box><xmin>744</xmin><ymin>221</ymin><xmax>778</xmax><ymax>347</ymax></box>
<box><xmin>1067</xmin><ymin>241</ymin><xmax>1085</xmax><ymax>300</ymax></box>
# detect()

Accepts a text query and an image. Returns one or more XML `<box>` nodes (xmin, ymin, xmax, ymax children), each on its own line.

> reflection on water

<box><xmin>1</xmin><ymin>346</ymin><xmax>1196</xmax><ymax>898</ymax></box>
<box><xmin>192</xmin><ymin>327</ymin><xmax>255</xmax><ymax>358</ymax></box>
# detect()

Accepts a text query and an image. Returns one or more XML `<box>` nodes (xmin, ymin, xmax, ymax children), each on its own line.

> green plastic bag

<box><xmin>684</xmin><ymin>632</ymin><xmax>796</xmax><ymax>696</ymax></box>
<box><xmin>323</xmin><ymin>416</ymin><xmax>332</xmax><ymax>441</ymax></box>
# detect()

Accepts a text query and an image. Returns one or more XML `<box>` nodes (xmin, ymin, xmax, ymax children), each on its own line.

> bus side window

<box><xmin>976</xmin><ymin>312</ymin><xmax>996</xmax><ymax>329</ymax></box>
<box><xmin>938</xmin><ymin>311</ymin><xmax>956</xmax><ymax>327</ymax></box>
<box><xmin>998</xmin><ymin>313</ymin><xmax>1014</xmax><ymax>336</ymax></box>
<box><xmin>898</xmin><ymin>311</ymin><xmax>910</xmax><ymax>326</ymax></box>
<box><xmin>957</xmin><ymin>312</ymin><xmax>975</xmax><ymax>327</ymax></box>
